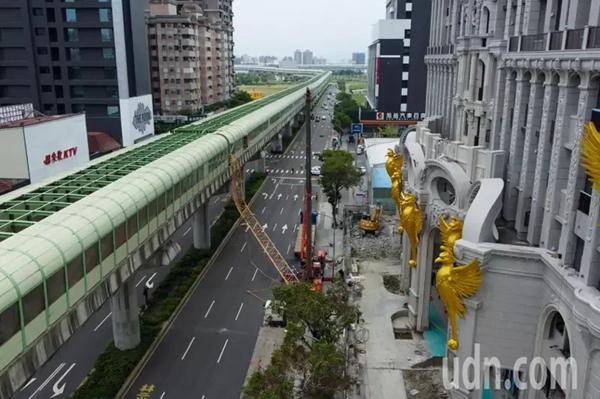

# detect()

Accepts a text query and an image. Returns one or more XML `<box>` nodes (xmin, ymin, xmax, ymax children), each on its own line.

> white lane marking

<box><xmin>282</xmin><ymin>224</ymin><xmax>288</xmax><ymax>234</ymax></box>
<box><xmin>269</xmin><ymin>183</ymin><xmax>280</xmax><ymax>199</ymax></box>
<box><xmin>235</xmin><ymin>303</ymin><xmax>244</xmax><ymax>321</ymax></box>
<box><xmin>280</xmin><ymin>208</ymin><xmax>284</xmax><ymax>215</ymax></box>
<box><xmin>28</xmin><ymin>363</ymin><xmax>65</xmax><ymax>399</ymax></box>
<box><xmin>261</xmin><ymin>207</ymin><xmax>266</xmax><ymax>214</ymax></box>
<box><xmin>272</xmin><ymin>223</ymin><xmax>277</xmax><ymax>232</ymax></box>
<box><xmin>160</xmin><ymin>393</ymin><xmax>166</xmax><ymax>399</ymax></box>
<box><xmin>277</xmin><ymin>193</ymin><xmax>282</xmax><ymax>200</ymax></box>
<box><xmin>50</xmin><ymin>362</ymin><xmax>76</xmax><ymax>398</ymax></box>
<box><xmin>293</xmin><ymin>224</ymin><xmax>298</xmax><ymax>232</ymax></box>
<box><xmin>217</xmin><ymin>339</ymin><xmax>229</xmax><ymax>364</ymax></box>
<box><xmin>225</xmin><ymin>266</ymin><xmax>233</xmax><ymax>281</ymax></box>
<box><xmin>240</xmin><ymin>242</ymin><xmax>247</xmax><ymax>253</ymax></box>
<box><xmin>183</xmin><ymin>226</ymin><xmax>192</xmax><ymax>236</ymax></box>
<box><xmin>286</xmin><ymin>195</ymin><xmax>289</xmax><ymax>200</ymax></box>
<box><xmin>21</xmin><ymin>378</ymin><xmax>37</xmax><ymax>391</ymax></box>
<box><xmin>145</xmin><ymin>272</ymin><xmax>157</xmax><ymax>289</ymax></box>
<box><xmin>245</xmin><ymin>224</ymin><xmax>250</xmax><ymax>233</ymax></box>
<box><xmin>135</xmin><ymin>275</ymin><xmax>147</xmax><ymax>287</ymax></box>
<box><xmin>204</xmin><ymin>300</ymin><xmax>215</xmax><ymax>318</ymax></box>
<box><xmin>93</xmin><ymin>312</ymin><xmax>112</xmax><ymax>332</ymax></box>
<box><xmin>298</xmin><ymin>209</ymin><xmax>302</xmax><ymax>216</ymax></box>
<box><xmin>251</xmin><ymin>268</ymin><xmax>258</xmax><ymax>281</ymax></box>
<box><xmin>181</xmin><ymin>336</ymin><xmax>196</xmax><ymax>360</ymax></box>
<box><xmin>202</xmin><ymin>396</ymin><xmax>205</xmax><ymax>399</ymax></box>
<box><xmin>287</xmin><ymin>243</ymin><xmax>291</xmax><ymax>254</ymax></box>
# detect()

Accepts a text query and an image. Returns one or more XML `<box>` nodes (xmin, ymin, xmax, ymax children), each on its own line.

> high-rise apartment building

<box><xmin>352</xmin><ymin>52</ymin><xmax>366</xmax><ymax>65</ymax></box>
<box><xmin>147</xmin><ymin>0</ymin><xmax>234</xmax><ymax>113</ymax></box>
<box><xmin>400</xmin><ymin>1</ymin><xmax>600</xmax><ymax>397</ymax></box>
<box><xmin>148</xmin><ymin>1</ymin><xmax>204</xmax><ymax>114</ymax></box>
<box><xmin>198</xmin><ymin>0</ymin><xmax>235</xmax><ymax>104</ymax></box>
<box><xmin>0</xmin><ymin>0</ymin><xmax>153</xmax><ymax>146</ymax></box>
<box><xmin>302</xmin><ymin>49</ymin><xmax>314</xmax><ymax>65</ymax></box>
<box><xmin>367</xmin><ymin>0</ymin><xmax>431</xmax><ymax>116</ymax></box>
<box><xmin>293</xmin><ymin>49</ymin><xmax>302</xmax><ymax>65</ymax></box>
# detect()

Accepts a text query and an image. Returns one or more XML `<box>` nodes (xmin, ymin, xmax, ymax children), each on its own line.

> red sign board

<box><xmin>43</xmin><ymin>147</ymin><xmax>78</xmax><ymax>166</ymax></box>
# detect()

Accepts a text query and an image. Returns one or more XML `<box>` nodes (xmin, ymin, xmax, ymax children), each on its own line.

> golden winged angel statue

<box><xmin>581</xmin><ymin>121</ymin><xmax>600</xmax><ymax>190</ymax></box>
<box><xmin>435</xmin><ymin>216</ymin><xmax>482</xmax><ymax>350</ymax></box>
<box><xmin>398</xmin><ymin>192</ymin><xmax>423</xmax><ymax>267</ymax></box>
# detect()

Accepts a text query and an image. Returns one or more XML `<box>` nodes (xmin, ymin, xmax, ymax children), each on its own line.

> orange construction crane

<box><xmin>229</xmin><ymin>154</ymin><xmax>300</xmax><ymax>284</ymax></box>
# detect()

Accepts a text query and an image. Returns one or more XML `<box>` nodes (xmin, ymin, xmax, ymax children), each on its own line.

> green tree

<box><xmin>319</xmin><ymin>150</ymin><xmax>361</xmax><ymax>226</ymax></box>
<box><xmin>273</xmin><ymin>282</ymin><xmax>360</xmax><ymax>344</ymax></box>
<box><xmin>378</xmin><ymin>125</ymin><xmax>399</xmax><ymax>138</ymax></box>
<box><xmin>337</xmin><ymin>79</ymin><xmax>346</xmax><ymax>92</ymax></box>
<box><xmin>243</xmin><ymin>282</ymin><xmax>359</xmax><ymax>399</ymax></box>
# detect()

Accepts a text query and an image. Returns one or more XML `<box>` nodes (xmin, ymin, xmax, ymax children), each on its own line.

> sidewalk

<box><xmin>351</xmin><ymin>258</ymin><xmax>432</xmax><ymax>399</ymax></box>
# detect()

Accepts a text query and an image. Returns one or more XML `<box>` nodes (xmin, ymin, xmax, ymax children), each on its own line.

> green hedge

<box><xmin>70</xmin><ymin>172</ymin><xmax>266</xmax><ymax>399</ymax></box>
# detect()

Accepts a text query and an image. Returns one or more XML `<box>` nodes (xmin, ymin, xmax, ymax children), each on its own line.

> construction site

<box><xmin>338</xmin><ymin>205</ymin><xmax>446</xmax><ymax>399</ymax></box>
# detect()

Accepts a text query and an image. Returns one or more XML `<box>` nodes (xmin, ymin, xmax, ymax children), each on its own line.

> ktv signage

<box><xmin>43</xmin><ymin>146</ymin><xmax>78</xmax><ymax>166</ymax></box>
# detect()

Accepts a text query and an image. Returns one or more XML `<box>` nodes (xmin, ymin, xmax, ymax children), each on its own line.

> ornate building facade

<box><xmin>402</xmin><ymin>0</ymin><xmax>600</xmax><ymax>397</ymax></box>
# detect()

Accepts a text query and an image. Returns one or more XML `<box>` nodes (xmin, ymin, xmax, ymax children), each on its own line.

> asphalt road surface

<box><xmin>14</xmin><ymin>195</ymin><xmax>228</xmax><ymax>399</ymax></box>
<box><xmin>121</xmin><ymin>89</ymin><xmax>337</xmax><ymax>399</ymax></box>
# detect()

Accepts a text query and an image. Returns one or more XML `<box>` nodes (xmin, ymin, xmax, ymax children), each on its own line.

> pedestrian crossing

<box><xmin>246</xmin><ymin>168</ymin><xmax>309</xmax><ymax>175</ymax></box>
<box><xmin>265</xmin><ymin>154</ymin><xmax>319</xmax><ymax>160</ymax></box>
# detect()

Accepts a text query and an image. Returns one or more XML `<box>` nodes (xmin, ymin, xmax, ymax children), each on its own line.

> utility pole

<box><xmin>303</xmin><ymin>88</ymin><xmax>313</xmax><ymax>280</ymax></box>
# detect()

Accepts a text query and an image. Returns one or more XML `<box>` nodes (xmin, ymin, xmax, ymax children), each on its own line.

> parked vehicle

<box><xmin>311</xmin><ymin>165</ymin><xmax>321</xmax><ymax>176</ymax></box>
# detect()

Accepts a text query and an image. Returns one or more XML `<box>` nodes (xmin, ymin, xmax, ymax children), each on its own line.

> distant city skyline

<box><xmin>233</xmin><ymin>0</ymin><xmax>384</xmax><ymax>63</ymax></box>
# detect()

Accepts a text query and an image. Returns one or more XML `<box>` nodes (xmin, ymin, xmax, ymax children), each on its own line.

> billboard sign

<box><xmin>25</xmin><ymin>114</ymin><xmax>90</xmax><ymax>183</ymax></box>
<box><xmin>120</xmin><ymin>94</ymin><xmax>155</xmax><ymax>146</ymax></box>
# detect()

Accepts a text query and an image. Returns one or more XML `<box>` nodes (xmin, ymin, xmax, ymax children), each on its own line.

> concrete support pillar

<box><xmin>503</xmin><ymin>73</ymin><xmax>531</xmax><ymax>221</ymax></box>
<box><xmin>193</xmin><ymin>201</ymin><xmax>211</xmax><ymax>250</ymax></box>
<box><xmin>445</xmin><ymin>66</ymin><xmax>453</xmax><ymax>134</ymax></box>
<box><xmin>489</xmin><ymin>66</ymin><xmax>507</xmax><ymax>150</ymax></box>
<box><xmin>504</xmin><ymin>0</ymin><xmax>514</xmax><ymax>39</ymax></box>
<box><xmin>540</xmin><ymin>80</ymin><xmax>572</xmax><ymax>251</ymax></box>
<box><xmin>469</xmin><ymin>53</ymin><xmax>478</xmax><ymax>101</ymax></box>
<box><xmin>282</xmin><ymin>122</ymin><xmax>292</xmax><ymax>139</ymax></box>
<box><xmin>528</xmin><ymin>78</ymin><xmax>559</xmax><ymax>246</ymax></box>
<box><xmin>499</xmin><ymin>71</ymin><xmax>516</xmax><ymax>154</ymax></box>
<box><xmin>111</xmin><ymin>279</ymin><xmax>140</xmax><ymax>350</ymax></box>
<box><xmin>559</xmin><ymin>82</ymin><xmax>596</xmax><ymax>265</ymax></box>
<box><xmin>581</xmin><ymin>190</ymin><xmax>600</xmax><ymax>285</ymax></box>
<box><xmin>515</xmin><ymin>75</ymin><xmax>544</xmax><ymax>236</ymax></box>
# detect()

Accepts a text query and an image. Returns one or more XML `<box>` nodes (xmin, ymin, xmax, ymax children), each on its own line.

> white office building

<box><xmin>400</xmin><ymin>1</ymin><xmax>600</xmax><ymax>398</ymax></box>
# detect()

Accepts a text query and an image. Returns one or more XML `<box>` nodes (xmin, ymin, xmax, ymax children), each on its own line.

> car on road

<box><xmin>322</xmin><ymin>115</ymin><xmax>327</xmax><ymax>121</ymax></box>
<box><xmin>358</xmin><ymin>166</ymin><xmax>367</xmax><ymax>175</ymax></box>
<box><xmin>311</xmin><ymin>165</ymin><xmax>321</xmax><ymax>176</ymax></box>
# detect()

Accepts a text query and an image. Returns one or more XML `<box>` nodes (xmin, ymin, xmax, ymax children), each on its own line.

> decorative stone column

<box><xmin>503</xmin><ymin>71</ymin><xmax>531</xmax><ymax>221</ymax></box>
<box><xmin>490</xmin><ymin>65</ymin><xmax>507</xmax><ymax>151</ymax></box>
<box><xmin>540</xmin><ymin>75</ymin><xmax>571</xmax><ymax>250</ymax></box>
<box><xmin>515</xmin><ymin>73</ymin><xmax>545</xmax><ymax>236</ymax></box>
<box><xmin>559</xmin><ymin>77</ymin><xmax>596</xmax><ymax>264</ymax></box>
<box><xmin>528</xmin><ymin>75</ymin><xmax>559</xmax><ymax>245</ymax></box>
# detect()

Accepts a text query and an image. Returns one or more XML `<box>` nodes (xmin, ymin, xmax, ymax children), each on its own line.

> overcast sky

<box><xmin>232</xmin><ymin>0</ymin><xmax>385</xmax><ymax>63</ymax></box>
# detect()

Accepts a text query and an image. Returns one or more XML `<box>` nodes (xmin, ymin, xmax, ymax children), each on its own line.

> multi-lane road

<box><xmin>14</xmin><ymin>195</ymin><xmax>228</xmax><ymax>399</ymax></box>
<box><xmin>14</xmin><ymin>87</ymin><xmax>338</xmax><ymax>399</ymax></box>
<box><xmin>122</xmin><ymin>90</ymin><xmax>335</xmax><ymax>399</ymax></box>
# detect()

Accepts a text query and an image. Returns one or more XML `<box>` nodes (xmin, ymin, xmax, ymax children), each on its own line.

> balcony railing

<box><xmin>566</xmin><ymin>28</ymin><xmax>585</xmax><ymax>49</ymax></box>
<box><xmin>508</xmin><ymin>26</ymin><xmax>600</xmax><ymax>52</ymax></box>
<box><xmin>588</xmin><ymin>26</ymin><xmax>600</xmax><ymax>48</ymax></box>
<box><xmin>509</xmin><ymin>36</ymin><xmax>519</xmax><ymax>51</ymax></box>
<box><xmin>521</xmin><ymin>33</ymin><xmax>545</xmax><ymax>51</ymax></box>
<box><xmin>426</xmin><ymin>44</ymin><xmax>455</xmax><ymax>55</ymax></box>
<box><xmin>549</xmin><ymin>31</ymin><xmax>563</xmax><ymax>50</ymax></box>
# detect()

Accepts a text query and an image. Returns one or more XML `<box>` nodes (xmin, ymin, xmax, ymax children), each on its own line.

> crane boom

<box><xmin>229</xmin><ymin>154</ymin><xmax>299</xmax><ymax>284</ymax></box>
